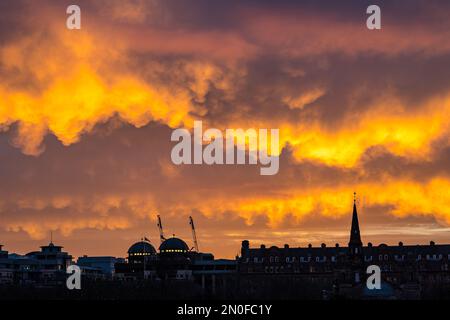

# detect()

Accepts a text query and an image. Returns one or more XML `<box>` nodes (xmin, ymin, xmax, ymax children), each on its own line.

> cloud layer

<box><xmin>0</xmin><ymin>0</ymin><xmax>449</xmax><ymax>257</ymax></box>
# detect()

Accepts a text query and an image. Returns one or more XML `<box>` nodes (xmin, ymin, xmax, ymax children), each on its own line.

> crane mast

<box><xmin>157</xmin><ymin>215</ymin><xmax>166</xmax><ymax>244</ymax></box>
<box><xmin>189</xmin><ymin>216</ymin><xmax>199</xmax><ymax>252</ymax></box>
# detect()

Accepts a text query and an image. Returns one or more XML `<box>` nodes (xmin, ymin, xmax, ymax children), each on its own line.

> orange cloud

<box><xmin>221</xmin><ymin>93</ymin><xmax>450</xmax><ymax>168</ymax></box>
<box><xmin>3</xmin><ymin>176</ymin><xmax>450</xmax><ymax>242</ymax></box>
<box><xmin>193</xmin><ymin>178</ymin><xmax>450</xmax><ymax>227</ymax></box>
<box><xmin>4</xmin><ymin>194</ymin><xmax>158</xmax><ymax>239</ymax></box>
<box><xmin>0</xmin><ymin>27</ymin><xmax>212</xmax><ymax>154</ymax></box>
<box><xmin>1</xmin><ymin>3</ymin><xmax>449</xmax><ymax>167</ymax></box>
<box><xmin>286</xmin><ymin>95</ymin><xmax>450</xmax><ymax>167</ymax></box>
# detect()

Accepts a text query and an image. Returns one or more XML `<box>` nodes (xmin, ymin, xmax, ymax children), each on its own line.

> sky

<box><xmin>0</xmin><ymin>0</ymin><xmax>449</xmax><ymax>259</ymax></box>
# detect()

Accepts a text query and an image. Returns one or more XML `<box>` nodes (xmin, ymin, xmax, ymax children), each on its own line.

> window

<box><xmin>395</xmin><ymin>254</ymin><xmax>404</xmax><ymax>261</ymax></box>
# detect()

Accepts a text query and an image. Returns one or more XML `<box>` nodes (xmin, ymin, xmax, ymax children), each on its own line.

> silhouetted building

<box><xmin>237</xmin><ymin>195</ymin><xmax>450</xmax><ymax>299</ymax></box>
<box><xmin>0</xmin><ymin>244</ymin><xmax>13</xmax><ymax>284</ymax></box>
<box><xmin>0</xmin><ymin>245</ymin><xmax>7</xmax><ymax>259</ymax></box>
<box><xmin>115</xmin><ymin>240</ymin><xmax>158</xmax><ymax>280</ymax></box>
<box><xmin>114</xmin><ymin>235</ymin><xmax>237</xmax><ymax>296</ymax></box>
<box><xmin>157</xmin><ymin>237</ymin><xmax>193</xmax><ymax>280</ymax></box>
<box><xmin>348</xmin><ymin>193</ymin><xmax>363</xmax><ymax>256</ymax></box>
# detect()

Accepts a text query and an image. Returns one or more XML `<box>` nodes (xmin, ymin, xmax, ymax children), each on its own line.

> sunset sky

<box><xmin>0</xmin><ymin>0</ymin><xmax>450</xmax><ymax>259</ymax></box>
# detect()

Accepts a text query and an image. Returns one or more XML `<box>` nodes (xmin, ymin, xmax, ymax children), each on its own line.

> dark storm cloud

<box><xmin>360</xmin><ymin>144</ymin><xmax>450</xmax><ymax>183</ymax></box>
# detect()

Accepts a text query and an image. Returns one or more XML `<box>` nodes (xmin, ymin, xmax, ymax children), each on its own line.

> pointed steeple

<box><xmin>348</xmin><ymin>192</ymin><xmax>362</xmax><ymax>248</ymax></box>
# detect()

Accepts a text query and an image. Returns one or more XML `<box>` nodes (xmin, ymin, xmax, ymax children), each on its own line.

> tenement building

<box><xmin>237</xmin><ymin>195</ymin><xmax>450</xmax><ymax>299</ymax></box>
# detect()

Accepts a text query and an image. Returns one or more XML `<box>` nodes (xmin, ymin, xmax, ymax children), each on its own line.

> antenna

<box><xmin>189</xmin><ymin>216</ymin><xmax>199</xmax><ymax>252</ymax></box>
<box><xmin>157</xmin><ymin>215</ymin><xmax>166</xmax><ymax>244</ymax></box>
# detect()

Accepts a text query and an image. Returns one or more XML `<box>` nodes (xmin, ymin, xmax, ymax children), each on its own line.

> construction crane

<box><xmin>157</xmin><ymin>215</ymin><xmax>166</xmax><ymax>244</ymax></box>
<box><xmin>189</xmin><ymin>216</ymin><xmax>199</xmax><ymax>252</ymax></box>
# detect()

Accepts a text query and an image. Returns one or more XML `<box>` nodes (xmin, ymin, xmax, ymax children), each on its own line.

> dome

<box><xmin>128</xmin><ymin>241</ymin><xmax>156</xmax><ymax>255</ymax></box>
<box><xmin>159</xmin><ymin>237</ymin><xmax>190</xmax><ymax>253</ymax></box>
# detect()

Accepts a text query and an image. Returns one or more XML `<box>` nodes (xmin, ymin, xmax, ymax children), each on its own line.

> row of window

<box><xmin>259</xmin><ymin>263</ymin><xmax>449</xmax><ymax>274</ymax></box>
<box><xmin>251</xmin><ymin>256</ymin><xmax>335</xmax><ymax>263</ymax></box>
<box><xmin>248</xmin><ymin>254</ymin><xmax>449</xmax><ymax>264</ymax></box>
<box><xmin>369</xmin><ymin>254</ymin><xmax>446</xmax><ymax>262</ymax></box>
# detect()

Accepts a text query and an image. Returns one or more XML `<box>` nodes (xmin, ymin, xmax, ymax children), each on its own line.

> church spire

<box><xmin>348</xmin><ymin>192</ymin><xmax>362</xmax><ymax>248</ymax></box>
